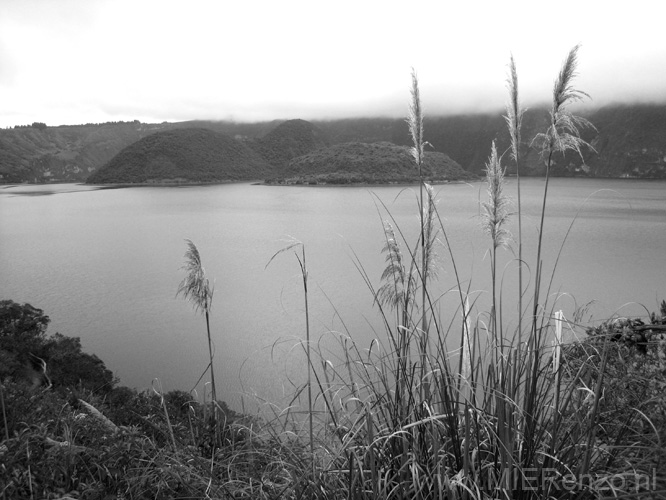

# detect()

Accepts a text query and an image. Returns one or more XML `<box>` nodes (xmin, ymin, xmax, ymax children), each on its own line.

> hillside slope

<box><xmin>275</xmin><ymin>141</ymin><xmax>474</xmax><ymax>184</ymax></box>
<box><xmin>250</xmin><ymin>119</ymin><xmax>328</xmax><ymax>171</ymax></box>
<box><xmin>0</xmin><ymin>121</ymin><xmax>175</xmax><ymax>183</ymax></box>
<box><xmin>583</xmin><ymin>104</ymin><xmax>666</xmax><ymax>177</ymax></box>
<box><xmin>86</xmin><ymin>128</ymin><xmax>273</xmax><ymax>184</ymax></box>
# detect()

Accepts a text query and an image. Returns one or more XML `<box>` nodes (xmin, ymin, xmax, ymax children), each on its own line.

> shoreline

<box><xmin>3</xmin><ymin>176</ymin><xmax>666</xmax><ymax>192</ymax></box>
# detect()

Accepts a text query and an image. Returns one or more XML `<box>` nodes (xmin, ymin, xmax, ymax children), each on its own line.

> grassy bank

<box><xmin>1</xmin><ymin>314</ymin><xmax>664</xmax><ymax>499</ymax></box>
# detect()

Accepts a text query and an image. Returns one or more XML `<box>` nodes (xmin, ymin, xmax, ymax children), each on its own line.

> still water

<box><xmin>1</xmin><ymin>179</ymin><xmax>665</xmax><ymax>410</ymax></box>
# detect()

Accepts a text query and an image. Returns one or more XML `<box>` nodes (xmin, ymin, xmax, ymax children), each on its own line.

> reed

<box><xmin>176</xmin><ymin>239</ymin><xmax>219</xmax><ymax>430</ymax></box>
<box><xmin>530</xmin><ymin>44</ymin><xmax>595</xmax><ymax>345</ymax></box>
<box><xmin>407</xmin><ymin>69</ymin><xmax>434</xmax><ymax>395</ymax></box>
<box><xmin>504</xmin><ymin>54</ymin><xmax>525</xmax><ymax>348</ymax></box>
<box><xmin>522</xmin><ymin>46</ymin><xmax>596</xmax><ymax>465</ymax></box>
<box><xmin>481</xmin><ymin>140</ymin><xmax>511</xmax><ymax>358</ymax></box>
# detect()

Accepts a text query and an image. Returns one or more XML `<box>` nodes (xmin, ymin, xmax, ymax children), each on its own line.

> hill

<box><xmin>2</xmin><ymin>104</ymin><xmax>666</xmax><ymax>183</ymax></box>
<box><xmin>86</xmin><ymin>128</ymin><xmax>273</xmax><ymax>184</ymax></box>
<box><xmin>272</xmin><ymin>141</ymin><xmax>475</xmax><ymax>184</ymax></box>
<box><xmin>311</xmin><ymin>106</ymin><xmax>666</xmax><ymax>178</ymax></box>
<box><xmin>0</xmin><ymin>121</ymin><xmax>172</xmax><ymax>183</ymax></box>
<box><xmin>582</xmin><ymin>104</ymin><xmax>666</xmax><ymax>177</ymax></box>
<box><xmin>0</xmin><ymin>120</ymin><xmax>279</xmax><ymax>184</ymax></box>
<box><xmin>249</xmin><ymin>119</ymin><xmax>328</xmax><ymax>171</ymax></box>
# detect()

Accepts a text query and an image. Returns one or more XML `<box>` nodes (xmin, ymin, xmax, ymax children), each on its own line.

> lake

<box><xmin>1</xmin><ymin>179</ymin><xmax>665</xmax><ymax>411</ymax></box>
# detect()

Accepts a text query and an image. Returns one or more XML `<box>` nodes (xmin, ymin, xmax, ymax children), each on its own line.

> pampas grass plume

<box><xmin>482</xmin><ymin>141</ymin><xmax>511</xmax><ymax>250</ymax></box>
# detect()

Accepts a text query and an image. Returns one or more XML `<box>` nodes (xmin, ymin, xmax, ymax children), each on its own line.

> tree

<box><xmin>0</xmin><ymin>300</ymin><xmax>50</xmax><ymax>379</ymax></box>
<box><xmin>44</xmin><ymin>333</ymin><xmax>116</xmax><ymax>392</ymax></box>
<box><xmin>0</xmin><ymin>300</ymin><xmax>116</xmax><ymax>393</ymax></box>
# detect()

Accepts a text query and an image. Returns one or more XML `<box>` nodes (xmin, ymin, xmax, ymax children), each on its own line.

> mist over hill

<box><xmin>1</xmin><ymin>104</ymin><xmax>665</xmax><ymax>184</ymax></box>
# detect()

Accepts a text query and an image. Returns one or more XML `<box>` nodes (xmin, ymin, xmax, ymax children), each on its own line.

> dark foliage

<box><xmin>585</xmin><ymin>300</ymin><xmax>666</xmax><ymax>353</ymax></box>
<box><xmin>0</xmin><ymin>300</ymin><xmax>115</xmax><ymax>395</ymax></box>
<box><xmin>562</xmin><ymin>306</ymin><xmax>666</xmax><ymax>483</ymax></box>
<box><xmin>0</xmin><ymin>301</ymin><xmax>252</xmax><ymax>499</ymax></box>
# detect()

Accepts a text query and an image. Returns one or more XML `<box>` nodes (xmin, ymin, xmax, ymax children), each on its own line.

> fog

<box><xmin>1</xmin><ymin>0</ymin><xmax>665</xmax><ymax>128</ymax></box>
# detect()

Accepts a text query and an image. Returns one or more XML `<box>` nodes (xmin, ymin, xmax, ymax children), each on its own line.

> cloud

<box><xmin>1</xmin><ymin>0</ymin><xmax>665</xmax><ymax>127</ymax></box>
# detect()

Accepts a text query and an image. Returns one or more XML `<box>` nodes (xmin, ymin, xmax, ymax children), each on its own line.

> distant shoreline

<box><xmin>4</xmin><ymin>176</ymin><xmax>666</xmax><ymax>191</ymax></box>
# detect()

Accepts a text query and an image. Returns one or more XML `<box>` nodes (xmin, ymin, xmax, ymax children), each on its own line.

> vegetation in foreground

<box><xmin>2</xmin><ymin>47</ymin><xmax>666</xmax><ymax>499</ymax></box>
<box><xmin>1</xmin><ymin>300</ymin><xmax>665</xmax><ymax>499</ymax></box>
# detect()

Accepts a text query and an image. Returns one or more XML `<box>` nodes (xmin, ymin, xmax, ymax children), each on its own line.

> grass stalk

<box><xmin>0</xmin><ymin>382</ymin><xmax>8</xmax><ymax>442</ymax></box>
<box><xmin>266</xmin><ymin>239</ymin><xmax>315</xmax><ymax>480</ymax></box>
<box><xmin>152</xmin><ymin>378</ymin><xmax>178</xmax><ymax>451</ymax></box>
<box><xmin>26</xmin><ymin>439</ymin><xmax>34</xmax><ymax>500</ymax></box>
<box><xmin>299</xmin><ymin>246</ymin><xmax>315</xmax><ymax>481</ymax></box>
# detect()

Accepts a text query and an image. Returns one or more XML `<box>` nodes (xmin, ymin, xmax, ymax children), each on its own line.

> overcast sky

<box><xmin>1</xmin><ymin>0</ymin><xmax>665</xmax><ymax>128</ymax></box>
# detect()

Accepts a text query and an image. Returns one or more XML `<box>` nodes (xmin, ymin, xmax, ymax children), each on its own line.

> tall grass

<box><xmin>262</xmin><ymin>46</ymin><xmax>660</xmax><ymax>500</ymax></box>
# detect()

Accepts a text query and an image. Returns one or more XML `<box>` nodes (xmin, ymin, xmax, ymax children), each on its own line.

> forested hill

<box><xmin>0</xmin><ymin>121</ymin><xmax>170</xmax><ymax>183</ymax></box>
<box><xmin>274</xmin><ymin>142</ymin><xmax>475</xmax><ymax>184</ymax></box>
<box><xmin>1</xmin><ymin>104</ymin><xmax>665</xmax><ymax>183</ymax></box>
<box><xmin>0</xmin><ymin>120</ymin><xmax>281</xmax><ymax>184</ymax></box>
<box><xmin>313</xmin><ymin>105</ymin><xmax>666</xmax><ymax>178</ymax></box>
<box><xmin>86</xmin><ymin>129</ymin><xmax>273</xmax><ymax>184</ymax></box>
<box><xmin>249</xmin><ymin>119</ymin><xmax>328</xmax><ymax>170</ymax></box>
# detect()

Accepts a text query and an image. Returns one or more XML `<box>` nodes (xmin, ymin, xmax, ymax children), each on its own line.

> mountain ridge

<box><xmin>1</xmin><ymin>104</ymin><xmax>665</xmax><ymax>183</ymax></box>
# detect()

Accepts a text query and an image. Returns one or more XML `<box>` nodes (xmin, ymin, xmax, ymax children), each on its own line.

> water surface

<box><xmin>1</xmin><ymin>179</ymin><xmax>664</xmax><ymax>410</ymax></box>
